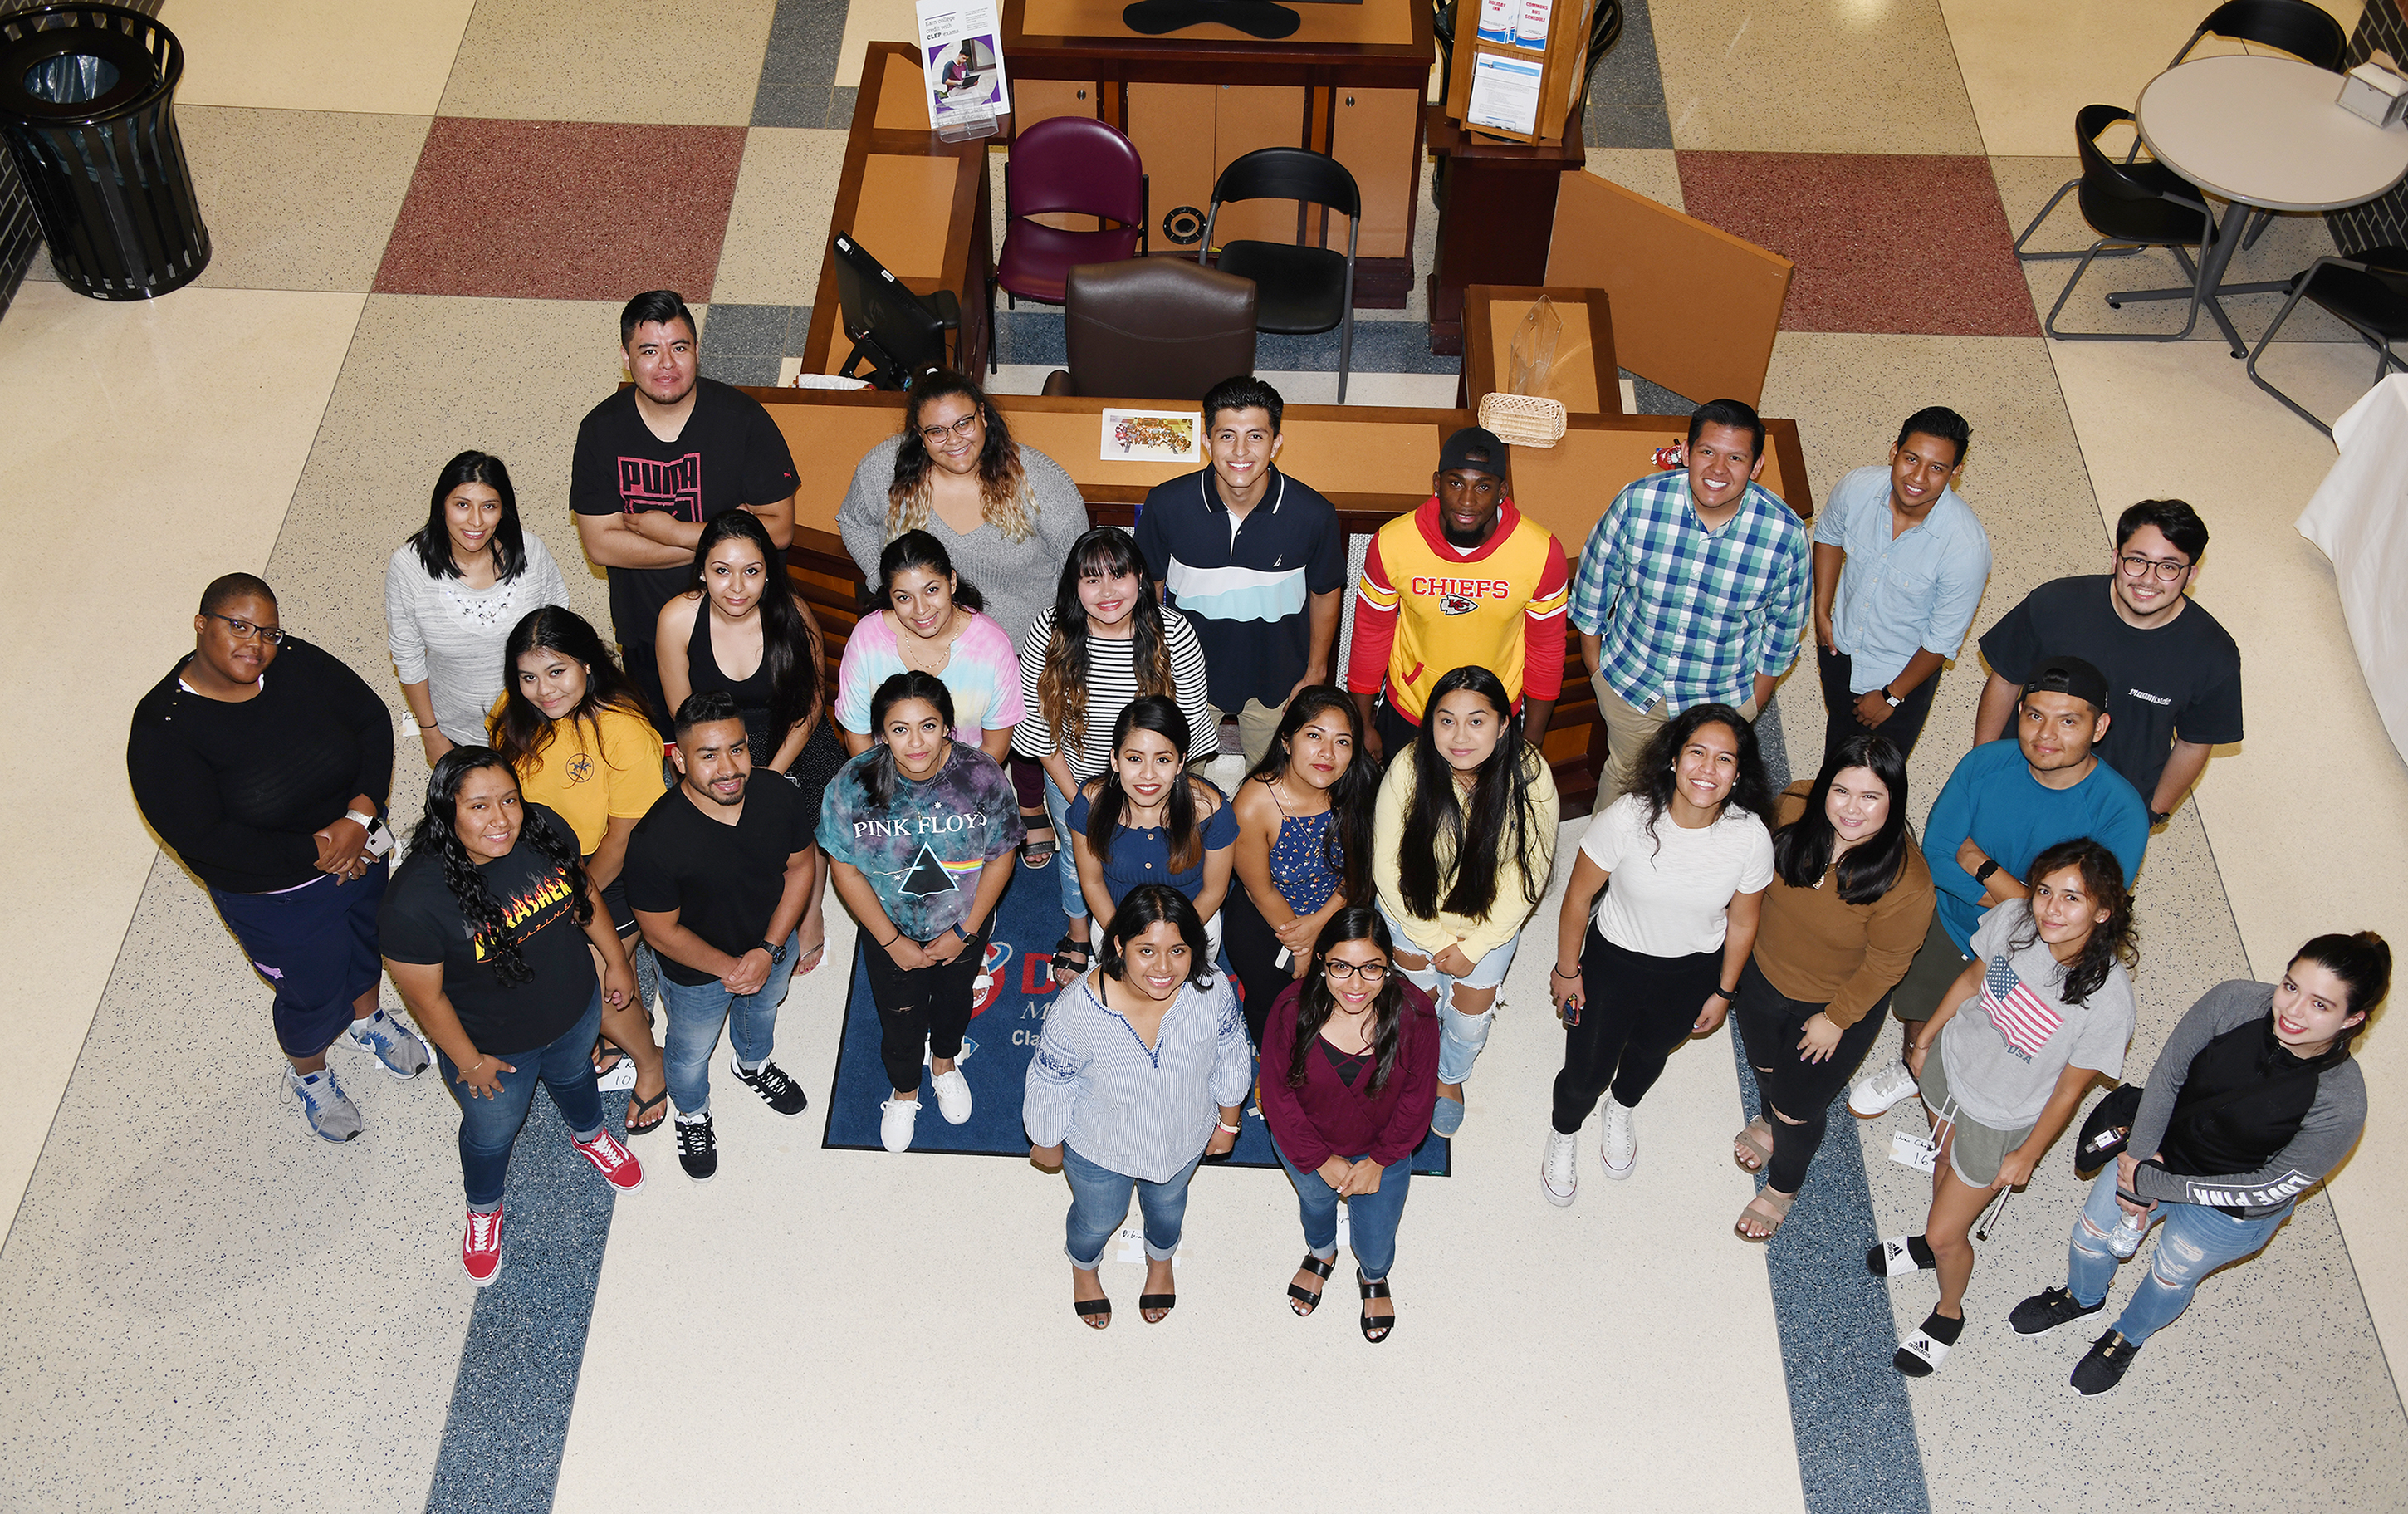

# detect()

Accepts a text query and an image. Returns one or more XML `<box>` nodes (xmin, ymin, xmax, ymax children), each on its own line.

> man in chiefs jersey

<box><xmin>1344</xmin><ymin>426</ymin><xmax>1570</xmax><ymax>766</ymax></box>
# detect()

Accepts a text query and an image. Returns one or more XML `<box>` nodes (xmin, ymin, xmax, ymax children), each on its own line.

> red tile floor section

<box><xmin>375</xmin><ymin>120</ymin><xmax>750</xmax><ymax>302</ymax></box>
<box><xmin>1676</xmin><ymin>151</ymin><xmax>2042</xmax><ymax>338</ymax></box>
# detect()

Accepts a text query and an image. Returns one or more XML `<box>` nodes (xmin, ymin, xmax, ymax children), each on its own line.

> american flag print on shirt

<box><xmin>1982</xmin><ymin>955</ymin><xmax>2062</xmax><ymax>1063</ymax></box>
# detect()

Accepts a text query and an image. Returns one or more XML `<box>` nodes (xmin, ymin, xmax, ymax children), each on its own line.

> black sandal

<box><xmin>1138</xmin><ymin>1291</ymin><xmax>1176</xmax><ymax>1323</ymax></box>
<box><xmin>1051</xmin><ymin>935</ymin><xmax>1091</xmax><ymax>982</ymax></box>
<box><xmin>1288</xmin><ymin>1253</ymin><xmax>1334</xmax><ymax>1317</ymax></box>
<box><xmin>1074</xmin><ymin>1296</ymin><xmax>1112</xmax><ymax>1329</ymax></box>
<box><xmin>624</xmin><ymin>1085</ymin><xmax>668</xmax><ymax>1136</ymax></box>
<box><xmin>1023</xmin><ymin>821</ymin><xmax>1057</xmax><ymax>870</ymax></box>
<box><xmin>1357</xmin><ymin>1269</ymin><xmax>1394</xmax><ymax>1344</ymax></box>
<box><xmin>591</xmin><ymin>1036</ymin><xmax>625</xmax><ymax>1078</ymax></box>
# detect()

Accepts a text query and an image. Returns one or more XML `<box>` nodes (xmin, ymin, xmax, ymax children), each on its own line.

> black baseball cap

<box><xmin>1439</xmin><ymin>426</ymin><xmax>1508</xmax><ymax>478</ymax></box>
<box><xmin>2022</xmin><ymin>655</ymin><xmax>2110</xmax><ymax>711</ymax></box>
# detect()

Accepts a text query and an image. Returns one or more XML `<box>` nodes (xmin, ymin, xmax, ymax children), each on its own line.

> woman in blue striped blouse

<box><xmin>1025</xmin><ymin>885</ymin><xmax>1253</xmax><ymax>1329</ymax></box>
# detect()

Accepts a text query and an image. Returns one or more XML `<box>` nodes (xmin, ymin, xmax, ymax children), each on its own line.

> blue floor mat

<box><xmin>820</xmin><ymin>857</ymin><xmax>1450</xmax><ymax>1175</ymax></box>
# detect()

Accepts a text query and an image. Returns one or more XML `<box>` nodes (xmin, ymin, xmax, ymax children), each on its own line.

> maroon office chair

<box><xmin>991</xmin><ymin>115</ymin><xmax>1148</xmax><ymax>371</ymax></box>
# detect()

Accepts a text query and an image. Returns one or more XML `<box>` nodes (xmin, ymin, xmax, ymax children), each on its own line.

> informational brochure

<box><xmin>916</xmin><ymin>1</ymin><xmax>1011</xmax><ymax>135</ymax></box>
<box><xmin>1100</xmin><ymin>409</ymin><xmax>1202</xmax><ymax>462</ymax></box>
<box><xmin>1466</xmin><ymin>51</ymin><xmax>1544</xmax><ymax>137</ymax></box>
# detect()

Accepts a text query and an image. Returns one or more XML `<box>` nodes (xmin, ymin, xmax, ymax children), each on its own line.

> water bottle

<box><xmin>2107</xmin><ymin>1210</ymin><xmax>2146</xmax><ymax>1259</ymax></box>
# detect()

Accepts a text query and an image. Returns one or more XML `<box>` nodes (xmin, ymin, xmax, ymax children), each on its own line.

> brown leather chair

<box><xmin>1040</xmin><ymin>257</ymin><xmax>1258</xmax><ymax>399</ymax></box>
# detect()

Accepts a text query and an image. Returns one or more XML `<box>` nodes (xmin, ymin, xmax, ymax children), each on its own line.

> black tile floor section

<box><xmin>751</xmin><ymin>0</ymin><xmax>853</xmax><ymax>129</ymax></box>
<box><xmin>698</xmin><ymin>302</ymin><xmax>815</xmax><ymax>387</ymax></box>
<box><xmin>1583</xmin><ymin>0</ymin><xmax>1674</xmax><ymax>150</ymax></box>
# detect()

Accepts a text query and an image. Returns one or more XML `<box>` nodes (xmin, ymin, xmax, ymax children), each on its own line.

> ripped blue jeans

<box><xmin>2065</xmin><ymin>1164</ymin><xmax>2291</xmax><ymax>1347</ymax></box>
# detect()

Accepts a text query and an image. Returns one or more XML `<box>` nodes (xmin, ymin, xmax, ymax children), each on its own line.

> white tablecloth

<box><xmin>2298</xmin><ymin>375</ymin><xmax>2408</xmax><ymax>763</ymax></box>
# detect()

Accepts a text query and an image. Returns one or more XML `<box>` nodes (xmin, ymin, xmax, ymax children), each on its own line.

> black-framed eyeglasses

<box><xmin>206</xmin><ymin>612</ymin><xmax>286</xmax><ymax>645</ymax></box>
<box><xmin>918</xmin><ymin>412</ymin><xmax>981</xmax><ymax>445</ymax></box>
<box><xmin>1323</xmin><ymin>959</ymin><xmax>1389</xmax><ymax>982</ymax></box>
<box><xmin>2117</xmin><ymin>552</ymin><xmax>2190</xmax><ymax>583</ymax></box>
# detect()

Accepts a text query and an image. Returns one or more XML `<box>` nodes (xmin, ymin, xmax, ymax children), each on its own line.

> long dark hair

<box><xmin>2291</xmin><ymin>931</ymin><xmax>2391</xmax><ymax>1053</ymax></box>
<box><xmin>492</xmin><ymin>606</ymin><xmax>653</xmax><ymax>777</ymax></box>
<box><xmin>1244</xmin><ymin>687</ymin><xmax>1373</xmax><ymax>909</ymax></box>
<box><xmin>689</xmin><ymin>510</ymin><xmax>823</xmax><ymax>740</ymax></box>
<box><xmin>1087</xmin><ymin>696</ymin><xmax>1206</xmax><ymax>872</ymax></box>
<box><xmin>878</xmin><ymin>528</ymin><xmax>986</xmax><ymax>614</ymax></box>
<box><xmin>1396</xmin><ymin>666</ymin><xmax>1548</xmax><ymax>923</ymax></box>
<box><xmin>411</xmin><ymin>748</ymin><xmax>592</xmax><ymax>987</ymax></box>
<box><xmin>861</xmin><ymin>671</ymin><xmax>958</xmax><ymax>807</ymax></box>
<box><xmin>410</xmin><ymin>451</ymin><xmax>527</xmax><ymax>581</ymax></box>
<box><xmin>1285</xmin><ymin>907</ymin><xmax>1406</xmax><ymax>1096</ymax></box>
<box><xmin>1770</xmin><ymin>733</ymin><xmax>1911</xmax><ymax>904</ymax></box>
<box><xmin>2012</xmin><ymin>838</ymin><xmax>2137</xmax><ymax>1007</ymax></box>
<box><xmin>1626</xmin><ymin>702</ymin><xmax>1775</xmax><ymax>855</ymax></box>
<box><xmin>1096</xmin><ymin>884</ymin><xmax>1215</xmax><ymax>987</ymax></box>
<box><xmin>886</xmin><ymin>370</ymin><xmax>1035</xmax><ymax>542</ymax></box>
<box><xmin>1037</xmin><ymin>527</ymin><xmax>1172</xmax><ymax>761</ymax></box>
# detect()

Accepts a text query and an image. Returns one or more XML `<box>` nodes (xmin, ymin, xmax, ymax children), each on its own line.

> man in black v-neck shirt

<box><xmin>570</xmin><ymin>291</ymin><xmax>802</xmax><ymax>730</ymax></box>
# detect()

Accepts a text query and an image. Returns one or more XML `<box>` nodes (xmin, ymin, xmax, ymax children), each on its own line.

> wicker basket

<box><xmin>1478</xmin><ymin>390</ymin><xmax>1568</xmax><ymax>448</ymax></box>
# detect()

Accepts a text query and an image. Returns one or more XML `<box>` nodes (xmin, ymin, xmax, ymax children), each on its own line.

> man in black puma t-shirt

<box><xmin>570</xmin><ymin>290</ymin><xmax>801</xmax><ymax>730</ymax></box>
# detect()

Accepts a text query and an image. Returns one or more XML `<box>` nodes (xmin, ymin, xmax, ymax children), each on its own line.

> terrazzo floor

<box><xmin>4</xmin><ymin>0</ymin><xmax>2406</xmax><ymax>1510</ymax></box>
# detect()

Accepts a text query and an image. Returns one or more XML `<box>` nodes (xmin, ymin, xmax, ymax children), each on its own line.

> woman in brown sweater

<box><xmin>1731</xmin><ymin>733</ymin><xmax>1933</xmax><ymax>1240</ymax></box>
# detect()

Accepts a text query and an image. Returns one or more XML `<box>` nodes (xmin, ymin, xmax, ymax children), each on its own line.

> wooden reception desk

<box><xmin>756</xmin><ymin>386</ymin><xmax>1811</xmax><ymax>816</ymax></box>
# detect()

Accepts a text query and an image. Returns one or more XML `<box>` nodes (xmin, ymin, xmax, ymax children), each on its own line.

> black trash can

<box><xmin>0</xmin><ymin>4</ymin><xmax>206</xmax><ymax>300</ymax></box>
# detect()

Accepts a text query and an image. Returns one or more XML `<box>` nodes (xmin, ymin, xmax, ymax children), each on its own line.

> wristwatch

<box><xmin>1880</xmin><ymin>686</ymin><xmax>1902</xmax><ymax>708</ymax></box>
<box><xmin>2148</xmin><ymin>809</ymin><xmax>2171</xmax><ymax>827</ymax></box>
<box><xmin>758</xmin><ymin>938</ymin><xmax>787</xmax><ymax>965</ymax></box>
<box><xmin>1974</xmin><ymin>859</ymin><xmax>1999</xmax><ymax>884</ymax></box>
<box><xmin>952</xmin><ymin>920</ymin><xmax>977</xmax><ymax>943</ymax></box>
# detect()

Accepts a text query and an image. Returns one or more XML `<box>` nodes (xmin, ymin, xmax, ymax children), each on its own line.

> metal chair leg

<box><xmin>2014</xmin><ymin>178</ymin><xmax>2140</xmax><ymax>262</ymax></box>
<box><xmin>2243</xmin><ymin>276</ymin><xmax>2335</xmax><ymax>438</ymax></box>
<box><xmin>2046</xmin><ymin>240</ymin><xmax>2209</xmax><ymax>342</ymax></box>
<box><xmin>2239</xmin><ymin>207</ymin><xmax>2273</xmax><ymax>252</ymax></box>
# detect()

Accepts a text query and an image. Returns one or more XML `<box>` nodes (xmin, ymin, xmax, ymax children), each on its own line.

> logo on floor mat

<box><xmin>971</xmin><ymin>940</ymin><xmax>1011</xmax><ymax>1018</ymax></box>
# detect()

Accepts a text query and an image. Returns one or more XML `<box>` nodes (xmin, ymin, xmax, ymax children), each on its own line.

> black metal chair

<box><xmin>2245</xmin><ymin>247</ymin><xmax>2408</xmax><ymax>435</ymax></box>
<box><xmin>2042</xmin><ymin>104</ymin><xmax>2221</xmax><ymax>344</ymax></box>
<box><xmin>1202</xmin><ymin>147</ymin><xmax>1359</xmax><ymax>401</ymax></box>
<box><xmin>2014</xmin><ymin>0</ymin><xmax>2347</xmax><ymax>261</ymax></box>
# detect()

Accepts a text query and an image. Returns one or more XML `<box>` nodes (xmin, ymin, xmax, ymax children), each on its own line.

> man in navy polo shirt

<box><xmin>1136</xmin><ymin>375</ymin><xmax>1348</xmax><ymax>767</ymax></box>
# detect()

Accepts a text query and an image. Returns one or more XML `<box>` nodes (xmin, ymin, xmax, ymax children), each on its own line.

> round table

<box><xmin>2126</xmin><ymin>54</ymin><xmax>2408</xmax><ymax>353</ymax></box>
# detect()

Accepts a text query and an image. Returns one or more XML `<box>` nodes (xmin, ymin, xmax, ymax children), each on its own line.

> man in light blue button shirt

<box><xmin>1809</xmin><ymin>407</ymin><xmax>1991</xmax><ymax>762</ymax></box>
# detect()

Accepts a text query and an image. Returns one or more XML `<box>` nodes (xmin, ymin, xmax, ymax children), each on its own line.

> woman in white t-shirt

<box><xmin>1543</xmin><ymin>703</ymin><xmax>1774</xmax><ymax>1205</ymax></box>
<box><xmin>1871</xmin><ymin>836</ymin><xmax>2137</xmax><ymax>1379</ymax></box>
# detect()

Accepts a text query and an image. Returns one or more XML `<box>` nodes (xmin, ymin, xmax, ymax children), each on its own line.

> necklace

<box><xmin>894</xmin><ymin>609</ymin><xmax>962</xmax><ymax>675</ymax></box>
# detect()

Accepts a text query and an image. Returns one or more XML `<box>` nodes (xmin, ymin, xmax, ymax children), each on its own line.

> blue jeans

<box><xmin>2066</xmin><ymin>1164</ymin><xmax>2292</xmax><ymax>1347</ymax></box>
<box><xmin>1061</xmin><ymin>1144</ymin><xmax>1202</xmax><ymax>1268</ymax></box>
<box><xmin>1043</xmin><ymin>773</ymin><xmax>1089</xmax><ymax>924</ymax></box>
<box><xmin>1274</xmin><ymin>1142</ymin><xmax>1412</xmax><ymax>1281</ymax></box>
<box><xmin>438</xmin><ymin>989</ymin><xmax>605</xmax><ymax>1208</ymax></box>
<box><xmin>1378</xmin><ymin>904</ymin><xmax>1515</xmax><ymax>1084</ymax></box>
<box><xmin>658</xmin><ymin>928</ymin><xmax>799</xmax><ymax>1116</ymax></box>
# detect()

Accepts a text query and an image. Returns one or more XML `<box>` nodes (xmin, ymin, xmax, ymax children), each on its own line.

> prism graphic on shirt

<box><xmin>900</xmin><ymin>844</ymin><xmax>981</xmax><ymax>896</ymax></box>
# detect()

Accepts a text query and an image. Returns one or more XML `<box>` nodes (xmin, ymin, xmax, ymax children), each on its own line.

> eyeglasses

<box><xmin>1323</xmin><ymin>959</ymin><xmax>1389</xmax><ymax>983</ymax></box>
<box><xmin>918</xmin><ymin>412</ymin><xmax>981</xmax><ymax>445</ymax></box>
<box><xmin>206</xmin><ymin>613</ymin><xmax>286</xmax><ymax>645</ymax></box>
<box><xmin>2117</xmin><ymin>552</ymin><xmax>2190</xmax><ymax>583</ymax></box>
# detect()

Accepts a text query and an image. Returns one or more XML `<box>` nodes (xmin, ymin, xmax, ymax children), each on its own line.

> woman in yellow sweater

<box><xmin>1373</xmin><ymin>665</ymin><xmax>1559</xmax><ymax>1138</ymax></box>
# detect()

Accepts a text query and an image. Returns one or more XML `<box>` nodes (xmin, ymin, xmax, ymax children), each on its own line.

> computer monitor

<box><xmin>831</xmin><ymin>233</ymin><xmax>958</xmax><ymax>390</ymax></box>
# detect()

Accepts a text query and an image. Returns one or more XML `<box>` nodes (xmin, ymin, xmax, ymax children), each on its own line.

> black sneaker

<box><xmin>2010</xmin><ymin>1285</ymin><xmax>2105</xmax><ymax>1338</ymax></box>
<box><xmin>675</xmin><ymin>1115</ymin><xmax>718</xmax><ymax>1182</ymax></box>
<box><xmin>2071</xmin><ymin>1330</ymin><xmax>2141</xmax><ymax>1397</ymax></box>
<box><xmin>731</xmin><ymin>1055</ymin><xmax>810</xmax><ymax>1117</ymax></box>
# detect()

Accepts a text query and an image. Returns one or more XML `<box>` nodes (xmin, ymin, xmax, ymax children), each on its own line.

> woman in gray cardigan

<box><xmin>838</xmin><ymin>370</ymin><xmax>1089</xmax><ymax>861</ymax></box>
<box><xmin>2009</xmin><ymin>930</ymin><xmax>2388</xmax><ymax>1397</ymax></box>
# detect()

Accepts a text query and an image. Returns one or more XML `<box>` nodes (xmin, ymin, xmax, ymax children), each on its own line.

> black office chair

<box><xmin>1202</xmin><ymin>147</ymin><xmax>1360</xmax><ymax>401</ymax></box>
<box><xmin>2014</xmin><ymin>0</ymin><xmax>2347</xmax><ymax>261</ymax></box>
<box><xmin>2042</xmin><ymin>105</ymin><xmax>2220</xmax><ymax>344</ymax></box>
<box><xmin>2245</xmin><ymin>247</ymin><xmax>2408</xmax><ymax>435</ymax></box>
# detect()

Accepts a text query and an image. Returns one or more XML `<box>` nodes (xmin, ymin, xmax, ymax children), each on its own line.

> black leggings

<box><xmin>1732</xmin><ymin>957</ymin><xmax>1890</xmax><ymax>1193</ymax></box>
<box><xmin>1551</xmin><ymin>928</ymin><xmax>1720</xmax><ymax>1133</ymax></box>
<box><xmin>862</xmin><ymin>927</ymin><xmax>989</xmax><ymax>1094</ymax></box>
<box><xmin>1222</xmin><ymin>887</ymin><xmax>1296</xmax><ymax>1047</ymax></box>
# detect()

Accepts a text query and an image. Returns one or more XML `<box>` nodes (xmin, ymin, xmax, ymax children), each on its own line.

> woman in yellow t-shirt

<box><xmin>491</xmin><ymin>606</ymin><xmax>670</xmax><ymax>1134</ymax></box>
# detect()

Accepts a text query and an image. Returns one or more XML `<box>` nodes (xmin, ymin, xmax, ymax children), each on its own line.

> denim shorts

<box><xmin>1375</xmin><ymin>903</ymin><xmax>1515</xmax><ymax>989</ymax></box>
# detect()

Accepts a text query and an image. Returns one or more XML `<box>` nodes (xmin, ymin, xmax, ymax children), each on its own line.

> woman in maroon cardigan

<box><xmin>1260</xmin><ymin>906</ymin><xmax>1441</xmax><ymax>1343</ymax></box>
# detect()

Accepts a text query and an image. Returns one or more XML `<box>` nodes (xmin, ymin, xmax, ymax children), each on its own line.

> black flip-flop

<box><xmin>1358</xmin><ymin>1270</ymin><xmax>1394</xmax><ymax>1343</ymax></box>
<box><xmin>591</xmin><ymin>1037</ymin><xmax>626</xmax><ymax>1079</ymax></box>
<box><xmin>624</xmin><ymin>1085</ymin><xmax>668</xmax><ymax>1136</ymax></box>
<box><xmin>1288</xmin><ymin>1253</ymin><xmax>1334</xmax><ymax>1317</ymax></box>
<box><xmin>1074</xmin><ymin>1296</ymin><xmax>1112</xmax><ymax>1329</ymax></box>
<box><xmin>1138</xmin><ymin>1291</ymin><xmax>1176</xmax><ymax>1323</ymax></box>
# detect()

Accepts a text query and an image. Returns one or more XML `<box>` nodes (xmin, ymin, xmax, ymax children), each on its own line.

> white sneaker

<box><xmin>1599</xmin><ymin>1099</ymin><xmax>1637</xmax><ymax>1179</ymax></box>
<box><xmin>1540</xmin><ymin>1129</ymin><xmax>1578</xmax><ymax>1206</ymax></box>
<box><xmin>880</xmin><ymin>1098</ymin><xmax>921</xmax><ymax>1153</ymax></box>
<box><xmin>931</xmin><ymin>1069</ymin><xmax>972</xmax><ymax>1124</ymax></box>
<box><xmin>1850</xmin><ymin>1059</ymin><xmax>1921</xmax><ymax>1118</ymax></box>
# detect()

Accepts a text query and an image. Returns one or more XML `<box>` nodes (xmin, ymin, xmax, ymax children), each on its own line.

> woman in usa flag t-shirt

<box><xmin>1873</xmin><ymin>837</ymin><xmax>2137</xmax><ymax>1380</ymax></box>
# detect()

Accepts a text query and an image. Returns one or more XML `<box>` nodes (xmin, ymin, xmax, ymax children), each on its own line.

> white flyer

<box><xmin>915</xmin><ymin>1</ymin><xmax>1011</xmax><ymax>130</ymax></box>
<box><xmin>1466</xmin><ymin>52</ymin><xmax>1544</xmax><ymax>137</ymax></box>
<box><xmin>1100</xmin><ymin>409</ymin><xmax>1202</xmax><ymax>462</ymax></box>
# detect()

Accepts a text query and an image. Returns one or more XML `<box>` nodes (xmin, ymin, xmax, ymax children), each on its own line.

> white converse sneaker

<box><xmin>1540</xmin><ymin>1129</ymin><xmax>1578</xmax><ymax>1206</ymax></box>
<box><xmin>1849</xmin><ymin>1058</ymin><xmax>1921</xmax><ymax>1118</ymax></box>
<box><xmin>880</xmin><ymin>1098</ymin><xmax>921</xmax><ymax>1154</ymax></box>
<box><xmin>1599</xmin><ymin>1098</ymin><xmax>1637</xmax><ymax>1179</ymax></box>
<box><xmin>931</xmin><ymin>1069</ymin><xmax>972</xmax><ymax>1124</ymax></box>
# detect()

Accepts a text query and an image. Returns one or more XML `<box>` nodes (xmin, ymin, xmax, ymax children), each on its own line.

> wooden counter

<box><xmin>1461</xmin><ymin>285</ymin><xmax>1621</xmax><ymax>414</ymax></box>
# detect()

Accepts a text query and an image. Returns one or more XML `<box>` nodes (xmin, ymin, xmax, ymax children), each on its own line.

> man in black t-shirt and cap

<box><xmin>571</xmin><ymin>290</ymin><xmax>802</xmax><ymax>731</ymax></box>
<box><xmin>1972</xmin><ymin>497</ymin><xmax>2242</xmax><ymax>829</ymax></box>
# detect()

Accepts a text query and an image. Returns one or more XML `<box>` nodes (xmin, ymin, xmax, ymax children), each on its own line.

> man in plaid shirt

<box><xmin>1568</xmin><ymin>399</ymin><xmax>1810</xmax><ymax>798</ymax></box>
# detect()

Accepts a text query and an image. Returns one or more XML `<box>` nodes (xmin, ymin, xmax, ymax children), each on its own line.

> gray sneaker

<box><xmin>345</xmin><ymin>1007</ymin><xmax>430</xmax><ymax>1079</ymax></box>
<box><xmin>286</xmin><ymin>1066</ymin><xmax>363</xmax><ymax>1142</ymax></box>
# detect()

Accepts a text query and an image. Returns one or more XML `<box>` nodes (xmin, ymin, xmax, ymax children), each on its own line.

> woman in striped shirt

<box><xmin>1014</xmin><ymin>528</ymin><xmax>1216</xmax><ymax>983</ymax></box>
<box><xmin>1025</xmin><ymin>885</ymin><xmax>1252</xmax><ymax>1329</ymax></box>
